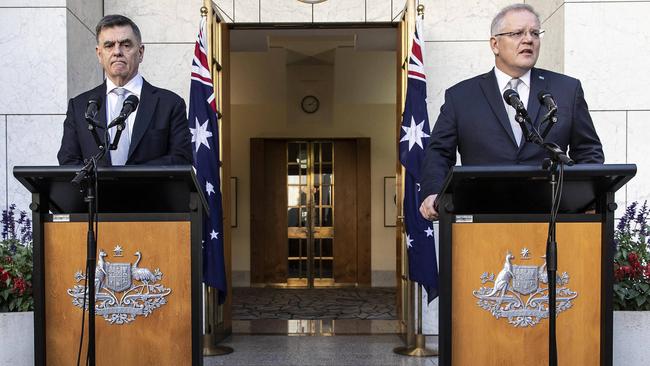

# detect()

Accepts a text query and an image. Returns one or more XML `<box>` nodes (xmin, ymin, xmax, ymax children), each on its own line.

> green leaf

<box><xmin>639</xmin><ymin>283</ymin><xmax>650</xmax><ymax>293</ymax></box>
<box><xmin>636</xmin><ymin>296</ymin><xmax>647</xmax><ymax>307</ymax></box>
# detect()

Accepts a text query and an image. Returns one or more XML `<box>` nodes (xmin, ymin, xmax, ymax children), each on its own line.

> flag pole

<box><xmin>393</xmin><ymin>3</ymin><xmax>438</xmax><ymax>358</ymax></box>
<box><xmin>200</xmin><ymin>3</ymin><xmax>233</xmax><ymax>357</ymax></box>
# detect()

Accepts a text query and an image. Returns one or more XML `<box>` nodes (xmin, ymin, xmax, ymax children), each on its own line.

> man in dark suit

<box><xmin>57</xmin><ymin>14</ymin><xmax>191</xmax><ymax>166</ymax></box>
<box><xmin>419</xmin><ymin>3</ymin><xmax>604</xmax><ymax>220</ymax></box>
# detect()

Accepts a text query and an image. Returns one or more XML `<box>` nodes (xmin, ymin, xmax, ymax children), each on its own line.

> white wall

<box><xmin>0</xmin><ymin>1</ymin><xmax>103</xmax><ymax>213</ymax></box>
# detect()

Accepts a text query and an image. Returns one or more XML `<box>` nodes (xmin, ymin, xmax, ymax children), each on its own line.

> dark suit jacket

<box><xmin>420</xmin><ymin>67</ymin><xmax>604</xmax><ymax>199</ymax></box>
<box><xmin>57</xmin><ymin>79</ymin><xmax>192</xmax><ymax>166</ymax></box>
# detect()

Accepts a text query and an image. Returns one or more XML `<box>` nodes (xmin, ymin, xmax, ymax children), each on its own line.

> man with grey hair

<box><xmin>419</xmin><ymin>3</ymin><xmax>604</xmax><ymax>220</ymax></box>
<box><xmin>58</xmin><ymin>14</ymin><xmax>192</xmax><ymax>166</ymax></box>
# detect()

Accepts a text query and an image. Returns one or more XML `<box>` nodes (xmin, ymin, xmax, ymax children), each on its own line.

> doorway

<box><xmin>250</xmin><ymin>138</ymin><xmax>371</xmax><ymax>288</ymax></box>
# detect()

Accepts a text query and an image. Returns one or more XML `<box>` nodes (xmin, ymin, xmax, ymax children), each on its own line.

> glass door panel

<box><xmin>287</xmin><ymin>141</ymin><xmax>334</xmax><ymax>288</ymax></box>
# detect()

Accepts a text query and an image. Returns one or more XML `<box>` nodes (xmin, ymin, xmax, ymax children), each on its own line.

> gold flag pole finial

<box><xmin>200</xmin><ymin>6</ymin><xmax>208</xmax><ymax>17</ymax></box>
<box><xmin>417</xmin><ymin>4</ymin><xmax>424</xmax><ymax>16</ymax></box>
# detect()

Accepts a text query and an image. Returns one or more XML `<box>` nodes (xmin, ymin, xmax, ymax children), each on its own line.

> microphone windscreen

<box><xmin>123</xmin><ymin>94</ymin><xmax>139</xmax><ymax>109</ymax></box>
<box><xmin>537</xmin><ymin>90</ymin><xmax>552</xmax><ymax>103</ymax></box>
<box><xmin>503</xmin><ymin>89</ymin><xmax>519</xmax><ymax>106</ymax></box>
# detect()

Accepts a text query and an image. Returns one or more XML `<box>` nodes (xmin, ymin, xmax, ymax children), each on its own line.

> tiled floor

<box><xmin>203</xmin><ymin>335</ymin><xmax>439</xmax><ymax>366</ymax></box>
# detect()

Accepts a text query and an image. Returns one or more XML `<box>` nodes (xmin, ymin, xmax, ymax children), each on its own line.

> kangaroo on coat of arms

<box><xmin>67</xmin><ymin>246</ymin><xmax>172</xmax><ymax>325</ymax></box>
<box><xmin>472</xmin><ymin>248</ymin><xmax>577</xmax><ymax>327</ymax></box>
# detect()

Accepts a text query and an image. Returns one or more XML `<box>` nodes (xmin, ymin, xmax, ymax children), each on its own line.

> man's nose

<box><xmin>112</xmin><ymin>44</ymin><xmax>123</xmax><ymax>55</ymax></box>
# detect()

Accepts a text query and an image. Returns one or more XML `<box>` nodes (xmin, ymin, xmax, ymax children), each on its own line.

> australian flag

<box><xmin>399</xmin><ymin>18</ymin><xmax>439</xmax><ymax>303</ymax></box>
<box><xmin>189</xmin><ymin>17</ymin><xmax>227</xmax><ymax>304</ymax></box>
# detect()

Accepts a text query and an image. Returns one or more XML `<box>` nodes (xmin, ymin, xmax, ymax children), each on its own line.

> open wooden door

<box><xmin>205</xmin><ymin>2</ymin><xmax>231</xmax><ymax>342</ymax></box>
<box><xmin>396</xmin><ymin>0</ymin><xmax>416</xmax><ymax>340</ymax></box>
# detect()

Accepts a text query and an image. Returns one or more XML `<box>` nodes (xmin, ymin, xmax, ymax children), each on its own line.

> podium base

<box><xmin>203</xmin><ymin>333</ymin><xmax>234</xmax><ymax>356</ymax></box>
<box><xmin>393</xmin><ymin>335</ymin><xmax>438</xmax><ymax>357</ymax></box>
<box><xmin>203</xmin><ymin>345</ymin><xmax>234</xmax><ymax>356</ymax></box>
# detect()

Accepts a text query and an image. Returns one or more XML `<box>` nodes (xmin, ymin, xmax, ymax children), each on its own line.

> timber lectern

<box><xmin>14</xmin><ymin>165</ymin><xmax>207</xmax><ymax>366</ymax></box>
<box><xmin>435</xmin><ymin>164</ymin><xmax>635</xmax><ymax>366</ymax></box>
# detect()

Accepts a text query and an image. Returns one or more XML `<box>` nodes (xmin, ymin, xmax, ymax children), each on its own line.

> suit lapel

<box><xmin>128</xmin><ymin>79</ymin><xmax>158</xmax><ymax>159</ymax></box>
<box><xmin>479</xmin><ymin>69</ymin><xmax>518</xmax><ymax>146</ymax></box>
<box><xmin>527</xmin><ymin>68</ymin><xmax>547</xmax><ymax>130</ymax></box>
<box><xmin>92</xmin><ymin>82</ymin><xmax>112</xmax><ymax>165</ymax></box>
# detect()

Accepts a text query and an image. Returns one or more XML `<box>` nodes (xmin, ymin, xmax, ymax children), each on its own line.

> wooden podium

<box><xmin>435</xmin><ymin>164</ymin><xmax>635</xmax><ymax>366</ymax></box>
<box><xmin>14</xmin><ymin>165</ymin><xmax>207</xmax><ymax>366</ymax></box>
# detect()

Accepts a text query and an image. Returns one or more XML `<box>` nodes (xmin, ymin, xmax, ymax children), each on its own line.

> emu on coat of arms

<box><xmin>472</xmin><ymin>248</ymin><xmax>577</xmax><ymax>327</ymax></box>
<box><xmin>67</xmin><ymin>247</ymin><xmax>172</xmax><ymax>325</ymax></box>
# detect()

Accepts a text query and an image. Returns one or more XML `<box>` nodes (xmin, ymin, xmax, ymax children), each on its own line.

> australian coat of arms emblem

<box><xmin>67</xmin><ymin>246</ymin><xmax>172</xmax><ymax>325</ymax></box>
<box><xmin>472</xmin><ymin>248</ymin><xmax>578</xmax><ymax>327</ymax></box>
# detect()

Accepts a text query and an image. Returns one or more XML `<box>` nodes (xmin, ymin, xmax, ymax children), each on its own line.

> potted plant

<box><xmin>613</xmin><ymin>201</ymin><xmax>650</xmax><ymax>365</ymax></box>
<box><xmin>0</xmin><ymin>204</ymin><xmax>34</xmax><ymax>365</ymax></box>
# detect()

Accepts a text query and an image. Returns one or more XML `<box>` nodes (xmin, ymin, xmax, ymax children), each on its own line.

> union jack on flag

<box><xmin>399</xmin><ymin>17</ymin><xmax>439</xmax><ymax>303</ymax></box>
<box><xmin>189</xmin><ymin>16</ymin><xmax>227</xmax><ymax>303</ymax></box>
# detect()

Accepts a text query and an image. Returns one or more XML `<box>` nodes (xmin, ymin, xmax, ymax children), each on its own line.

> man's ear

<box><xmin>490</xmin><ymin>37</ymin><xmax>499</xmax><ymax>56</ymax></box>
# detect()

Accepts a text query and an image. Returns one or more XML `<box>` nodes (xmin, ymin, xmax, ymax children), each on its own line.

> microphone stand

<box><xmin>539</xmin><ymin>108</ymin><xmax>558</xmax><ymax>139</ymax></box>
<box><xmin>514</xmin><ymin>109</ymin><xmax>573</xmax><ymax>366</ymax></box>
<box><xmin>71</xmin><ymin>113</ymin><xmax>108</xmax><ymax>366</ymax></box>
<box><xmin>71</xmin><ymin>113</ymin><xmax>124</xmax><ymax>366</ymax></box>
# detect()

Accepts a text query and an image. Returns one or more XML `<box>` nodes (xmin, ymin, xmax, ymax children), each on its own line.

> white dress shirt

<box><xmin>105</xmin><ymin>74</ymin><xmax>143</xmax><ymax>142</ymax></box>
<box><xmin>494</xmin><ymin>66</ymin><xmax>531</xmax><ymax>145</ymax></box>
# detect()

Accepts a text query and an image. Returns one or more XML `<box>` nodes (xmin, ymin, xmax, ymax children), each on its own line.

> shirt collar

<box><xmin>494</xmin><ymin>66</ymin><xmax>531</xmax><ymax>92</ymax></box>
<box><xmin>105</xmin><ymin>73</ymin><xmax>143</xmax><ymax>97</ymax></box>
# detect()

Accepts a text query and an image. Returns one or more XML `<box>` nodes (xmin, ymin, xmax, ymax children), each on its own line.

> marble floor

<box><xmin>203</xmin><ymin>335</ymin><xmax>440</xmax><ymax>366</ymax></box>
<box><xmin>212</xmin><ymin>288</ymin><xmax>439</xmax><ymax>365</ymax></box>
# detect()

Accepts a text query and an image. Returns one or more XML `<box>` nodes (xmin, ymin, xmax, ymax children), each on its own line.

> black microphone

<box><xmin>118</xmin><ymin>94</ymin><xmax>139</xmax><ymax>120</ymax></box>
<box><xmin>107</xmin><ymin>95</ymin><xmax>139</xmax><ymax>128</ymax></box>
<box><xmin>85</xmin><ymin>95</ymin><xmax>102</xmax><ymax>119</ymax></box>
<box><xmin>503</xmin><ymin>89</ymin><xmax>527</xmax><ymax>116</ymax></box>
<box><xmin>538</xmin><ymin>90</ymin><xmax>557</xmax><ymax>112</ymax></box>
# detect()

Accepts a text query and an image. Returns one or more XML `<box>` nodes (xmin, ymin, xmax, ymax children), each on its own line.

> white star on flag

<box><xmin>210</xmin><ymin>230</ymin><xmax>219</xmax><ymax>240</ymax></box>
<box><xmin>424</xmin><ymin>226</ymin><xmax>434</xmax><ymax>237</ymax></box>
<box><xmin>400</xmin><ymin>116</ymin><xmax>430</xmax><ymax>151</ymax></box>
<box><xmin>206</xmin><ymin>181</ymin><xmax>215</xmax><ymax>196</ymax></box>
<box><xmin>190</xmin><ymin>117</ymin><xmax>212</xmax><ymax>152</ymax></box>
<box><xmin>406</xmin><ymin>234</ymin><xmax>414</xmax><ymax>248</ymax></box>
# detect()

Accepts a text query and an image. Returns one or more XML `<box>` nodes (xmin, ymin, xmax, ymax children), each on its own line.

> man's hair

<box><xmin>95</xmin><ymin>14</ymin><xmax>142</xmax><ymax>44</ymax></box>
<box><xmin>490</xmin><ymin>4</ymin><xmax>540</xmax><ymax>36</ymax></box>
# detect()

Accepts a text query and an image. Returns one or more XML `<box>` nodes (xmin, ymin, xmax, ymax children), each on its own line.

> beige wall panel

<box><xmin>417</xmin><ymin>0</ymin><xmax>512</xmax><ymax>41</ymax></box>
<box><xmin>66</xmin><ymin>11</ymin><xmax>103</xmax><ymax>101</ymax></box>
<box><xmin>7</xmin><ymin>115</ymin><xmax>63</xmax><ymax>213</ymax></box>
<box><xmin>234</xmin><ymin>0</ymin><xmax>260</xmax><ymax>23</ymax></box>
<box><xmin>261</xmin><ymin>0</ymin><xmax>312</xmax><ymax>22</ymax></box>
<box><xmin>313</xmin><ymin>0</ymin><xmax>365</xmax><ymax>23</ymax></box>
<box><xmin>67</xmin><ymin>0</ymin><xmax>103</xmax><ymax>31</ymax></box>
<box><xmin>565</xmin><ymin>2</ymin><xmax>650</xmax><ymax>110</ymax></box>
<box><xmin>367</xmin><ymin>0</ymin><xmax>392</xmax><ymax>22</ymax></box>
<box><xmin>627</xmin><ymin>111</ymin><xmax>650</xmax><ymax>205</ymax></box>
<box><xmin>105</xmin><ymin>0</ymin><xmax>203</xmax><ymax>43</ymax></box>
<box><xmin>534</xmin><ymin>4</ymin><xmax>564</xmax><ymax>74</ymax></box>
<box><xmin>139</xmin><ymin>43</ymin><xmax>195</xmax><ymax>105</ymax></box>
<box><xmin>0</xmin><ymin>8</ymin><xmax>67</xmax><ymax>114</ymax></box>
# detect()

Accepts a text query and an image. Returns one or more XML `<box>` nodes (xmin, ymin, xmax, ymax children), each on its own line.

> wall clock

<box><xmin>301</xmin><ymin>95</ymin><xmax>320</xmax><ymax>114</ymax></box>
